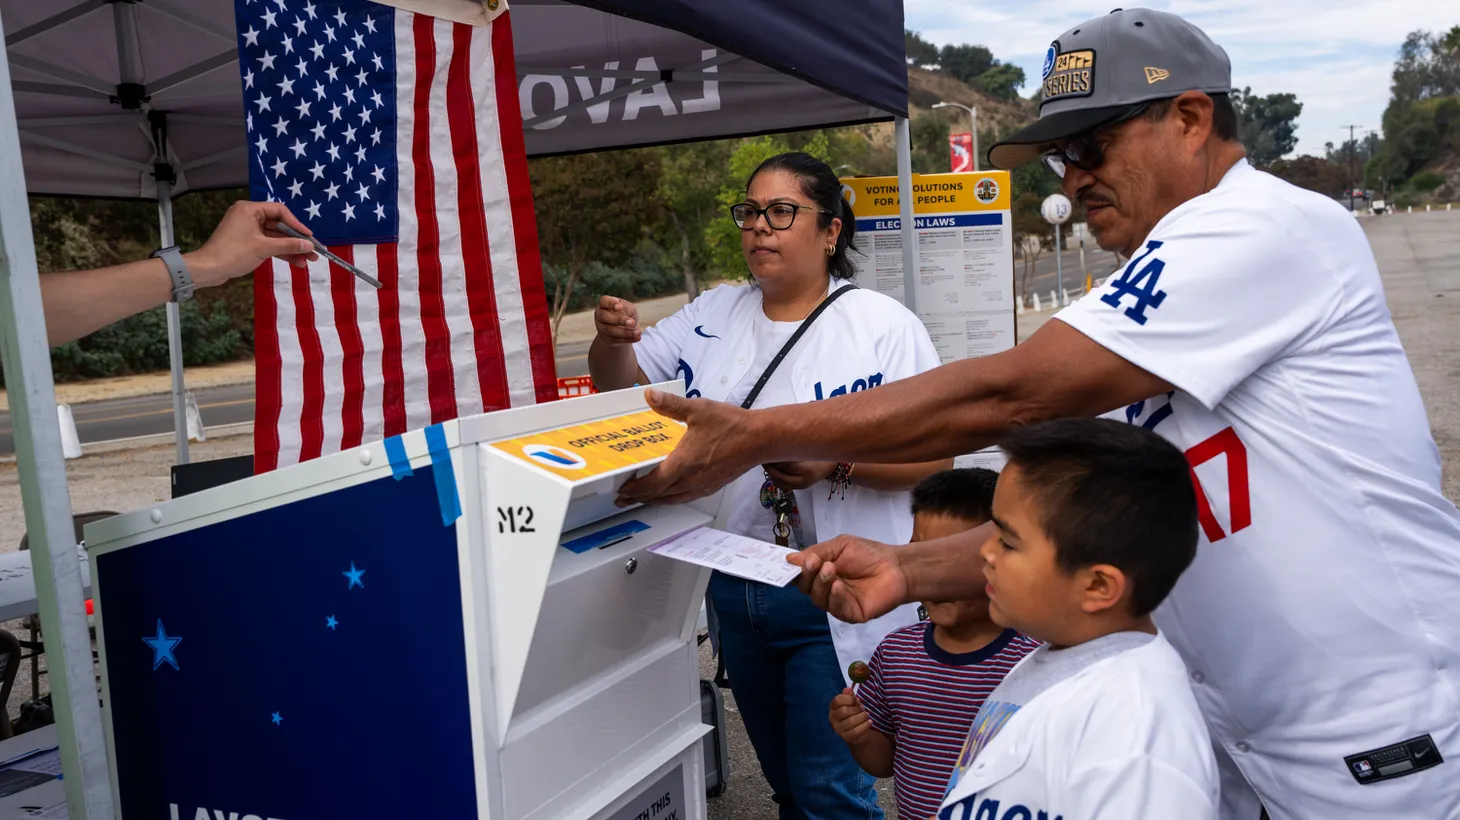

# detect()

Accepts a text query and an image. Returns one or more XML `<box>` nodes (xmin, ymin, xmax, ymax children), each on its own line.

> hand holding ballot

<box><xmin>648</xmin><ymin>527</ymin><xmax>803</xmax><ymax>587</ymax></box>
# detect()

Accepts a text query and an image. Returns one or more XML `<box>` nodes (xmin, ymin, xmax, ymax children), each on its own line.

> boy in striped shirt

<box><xmin>829</xmin><ymin>468</ymin><xmax>1040</xmax><ymax>819</ymax></box>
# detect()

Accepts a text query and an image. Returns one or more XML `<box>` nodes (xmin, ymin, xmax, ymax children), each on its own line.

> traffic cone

<box><xmin>57</xmin><ymin>404</ymin><xmax>82</xmax><ymax>459</ymax></box>
<box><xmin>185</xmin><ymin>390</ymin><xmax>207</xmax><ymax>442</ymax></box>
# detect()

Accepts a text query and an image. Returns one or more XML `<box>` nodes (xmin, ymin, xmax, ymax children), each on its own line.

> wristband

<box><xmin>151</xmin><ymin>246</ymin><xmax>195</xmax><ymax>303</ymax></box>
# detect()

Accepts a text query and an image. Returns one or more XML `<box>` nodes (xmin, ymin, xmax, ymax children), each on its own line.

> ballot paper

<box><xmin>649</xmin><ymin>527</ymin><xmax>803</xmax><ymax>587</ymax></box>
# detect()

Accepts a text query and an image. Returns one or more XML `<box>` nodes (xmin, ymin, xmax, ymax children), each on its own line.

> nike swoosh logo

<box><xmin>694</xmin><ymin>325</ymin><xmax>720</xmax><ymax>339</ymax></box>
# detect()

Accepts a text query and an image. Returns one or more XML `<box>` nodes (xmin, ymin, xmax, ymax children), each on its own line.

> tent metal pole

<box><xmin>895</xmin><ymin>116</ymin><xmax>917</xmax><ymax>314</ymax></box>
<box><xmin>0</xmin><ymin>12</ymin><xmax>115</xmax><ymax>820</ymax></box>
<box><xmin>159</xmin><ymin>179</ymin><xmax>190</xmax><ymax>464</ymax></box>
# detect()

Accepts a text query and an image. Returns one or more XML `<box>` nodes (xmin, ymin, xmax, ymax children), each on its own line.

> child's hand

<box><xmin>829</xmin><ymin>687</ymin><xmax>872</xmax><ymax>745</ymax></box>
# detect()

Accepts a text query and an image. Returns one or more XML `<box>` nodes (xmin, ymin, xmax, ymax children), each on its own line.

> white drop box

<box><xmin>85</xmin><ymin>382</ymin><xmax>716</xmax><ymax>820</ymax></box>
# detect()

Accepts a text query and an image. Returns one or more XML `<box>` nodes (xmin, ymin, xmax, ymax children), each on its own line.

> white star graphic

<box><xmin>288</xmin><ymin>178</ymin><xmax>304</xmax><ymax>197</ymax></box>
<box><xmin>303</xmin><ymin>1</ymin><xmax>316</xmax><ymax>20</ymax></box>
<box><xmin>326</xmin><ymin>143</ymin><xmax>341</xmax><ymax>162</ymax></box>
<box><xmin>325</xmin><ymin>64</ymin><xmax>339</xmax><ymax>83</ymax></box>
<box><xmin>313</xmin><ymin>81</ymin><xmax>326</xmax><ymax>100</ymax></box>
<box><xmin>295</xmin><ymin>99</ymin><xmax>312</xmax><ymax>118</ymax></box>
<box><xmin>290</xmin><ymin>138</ymin><xmax>307</xmax><ymax>158</ymax></box>
<box><xmin>352</xmin><ymin>31</ymin><xmax>366</xmax><ymax>49</ymax></box>
<box><xmin>371</xmin><ymin>53</ymin><xmax>383</xmax><ymax>72</ymax></box>
<box><xmin>276</xmin><ymin>76</ymin><xmax>295</xmax><ymax>96</ymax></box>
<box><xmin>309</xmin><ymin>41</ymin><xmax>325</xmax><ymax>61</ymax></box>
<box><xmin>343</xmin><ymin>124</ymin><xmax>357</xmax><ymax>143</ymax></box>
<box><xmin>363</xmin><ymin>15</ymin><xmax>376</xmax><ymax>34</ymax></box>
<box><xmin>333</xmin><ymin>8</ymin><xmax>347</xmax><ymax>26</ymax></box>
<box><xmin>374</xmin><ymin>202</ymin><xmax>386</xmax><ymax>220</ymax></box>
<box><xmin>357</xmin><ymin>107</ymin><xmax>372</xmax><ymax>125</ymax></box>
<box><xmin>343</xmin><ymin>88</ymin><xmax>356</xmax><ymax>105</ymax></box>
<box><xmin>274</xmin><ymin>0</ymin><xmax>287</xmax><ymax>10</ymax></box>
<box><xmin>371</xmin><ymin>165</ymin><xmax>386</xmax><ymax>183</ymax></box>
<box><xmin>271</xmin><ymin>117</ymin><xmax>289</xmax><ymax>136</ymax></box>
<box><xmin>354</xmin><ymin>145</ymin><xmax>366</xmax><ymax>163</ymax></box>
<box><xmin>323</xmin><ymin>23</ymin><xmax>336</xmax><ymax>43</ymax></box>
<box><xmin>271</xmin><ymin>157</ymin><xmax>288</xmax><ymax>177</ymax></box>
<box><xmin>328</xmin><ymin>102</ymin><xmax>342</xmax><ymax>122</ymax></box>
<box><xmin>243</xmin><ymin>68</ymin><xmax>255</xmax><ymax>90</ymax></box>
<box><xmin>343</xmin><ymin>164</ymin><xmax>354</xmax><ymax>183</ymax></box>
<box><xmin>281</xmin><ymin>34</ymin><xmax>294</xmax><ymax>55</ymax></box>
<box><xmin>310</xmin><ymin>122</ymin><xmax>327</xmax><ymax>141</ymax></box>
<box><xmin>254</xmin><ymin>134</ymin><xmax>269</xmax><ymax>153</ymax></box>
<box><xmin>370</xmin><ymin>90</ymin><xmax>383</xmax><ymax>109</ymax></box>
<box><xmin>342</xmin><ymin>47</ymin><xmax>356</xmax><ymax>66</ymax></box>
<box><xmin>309</xmin><ymin>161</ymin><xmax>326</xmax><ymax>180</ymax></box>
<box><xmin>261</xmin><ymin>9</ymin><xmax>277</xmax><ymax>29</ymax></box>
<box><xmin>325</xmin><ymin>182</ymin><xmax>341</xmax><ymax>201</ymax></box>
<box><xmin>243</xmin><ymin>26</ymin><xmax>260</xmax><ymax>47</ymax></box>
<box><xmin>293</xmin><ymin>16</ymin><xmax>307</xmax><ymax>36</ymax></box>
<box><xmin>305</xmin><ymin>200</ymin><xmax>322</xmax><ymax>219</ymax></box>
<box><xmin>370</xmin><ymin>128</ymin><xmax>381</xmax><ymax>146</ymax></box>
<box><xmin>343</xmin><ymin>202</ymin><xmax>356</xmax><ymax>221</ymax></box>
<box><xmin>356</xmin><ymin>183</ymin><xmax>370</xmax><ymax>202</ymax></box>
<box><xmin>254</xmin><ymin>94</ymin><xmax>272</xmax><ymax>112</ymax></box>
<box><xmin>296</xmin><ymin>58</ymin><xmax>309</xmax><ymax>77</ymax></box>
<box><xmin>246</xmin><ymin>112</ymin><xmax>253</xmax><ymax>131</ymax></box>
<box><xmin>258</xmin><ymin>51</ymin><xmax>277</xmax><ymax>71</ymax></box>
<box><xmin>356</xmin><ymin>69</ymin><xmax>369</xmax><ymax>87</ymax></box>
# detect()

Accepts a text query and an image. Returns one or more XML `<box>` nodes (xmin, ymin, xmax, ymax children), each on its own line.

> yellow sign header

<box><xmin>840</xmin><ymin>171</ymin><xmax>1011</xmax><ymax>219</ymax></box>
<box><xmin>489</xmin><ymin>409</ymin><xmax>685</xmax><ymax>481</ymax></box>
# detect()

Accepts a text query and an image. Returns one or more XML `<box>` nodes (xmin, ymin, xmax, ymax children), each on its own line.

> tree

<box><xmin>1231</xmin><ymin>87</ymin><xmax>1303</xmax><ymax>166</ymax></box>
<box><xmin>1266</xmin><ymin>155</ymin><xmax>1349</xmax><ymax>199</ymax></box>
<box><xmin>531</xmin><ymin>149</ymin><xmax>660</xmax><ymax>342</ymax></box>
<box><xmin>704</xmin><ymin>133</ymin><xmax>831</xmax><ymax>279</ymax></box>
<box><xmin>905</xmin><ymin>29</ymin><xmax>940</xmax><ymax>68</ymax></box>
<box><xmin>656</xmin><ymin>140</ymin><xmax>733</xmax><ymax>300</ymax></box>
<box><xmin>974</xmin><ymin>63</ymin><xmax>1026</xmax><ymax>101</ymax></box>
<box><xmin>937</xmin><ymin>44</ymin><xmax>996</xmax><ymax>85</ymax></box>
<box><xmin>1010</xmin><ymin>193</ymin><xmax>1047</xmax><ymax>307</ymax></box>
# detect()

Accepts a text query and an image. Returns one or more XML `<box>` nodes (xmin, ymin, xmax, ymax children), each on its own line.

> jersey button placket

<box><xmin>1235</xmin><ymin>741</ymin><xmax>1252</xmax><ymax>754</ymax></box>
<box><xmin>1190</xmin><ymin>670</ymin><xmax>1205</xmax><ymax>684</ymax></box>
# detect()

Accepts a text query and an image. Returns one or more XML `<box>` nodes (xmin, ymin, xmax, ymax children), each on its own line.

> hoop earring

<box><xmin>826</xmin><ymin>245</ymin><xmax>835</xmax><ymax>256</ymax></box>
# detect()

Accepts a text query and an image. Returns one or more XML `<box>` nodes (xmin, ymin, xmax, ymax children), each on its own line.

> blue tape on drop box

<box><xmin>424</xmin><ymin>424</ymin><xmax>461</xmax><ymax>527</ymax></box>
<box><xmin>383</xmin><ymin>435</ymin><xmax>412</xmax><ymax>480</ymax></box>
<box><xmin>562</xmin><ymin>520</ymin><xmax>650</xmax><ymax>554</ymax></box>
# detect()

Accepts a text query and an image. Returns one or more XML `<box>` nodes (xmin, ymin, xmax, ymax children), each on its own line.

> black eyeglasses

<box><xmin>730</xmin><ymin>202</ymin><xmax>832</xmax><ymax>231</ymax></box>
<box><xmin>1041</xmin><ymin>102</ymin><xmax>1152</xmax><ymax>179</ymax></box>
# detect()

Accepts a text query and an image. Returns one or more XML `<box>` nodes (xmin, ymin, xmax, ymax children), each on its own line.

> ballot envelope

<box><xmin>84</xmin><ymin>381</ymin><xmax>719</xmax><ymax>820</ymax></box>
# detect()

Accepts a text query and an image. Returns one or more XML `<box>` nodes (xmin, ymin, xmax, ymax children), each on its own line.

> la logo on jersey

<box><xmin>939</xmin><ymin>797</ymin><xmax>1062</xmax><ymax>820</ymax></box>
<box><xmin>1101</xmin><ymin>240</ymin><xmax>1168</xmax><ymax>325</ymax></box>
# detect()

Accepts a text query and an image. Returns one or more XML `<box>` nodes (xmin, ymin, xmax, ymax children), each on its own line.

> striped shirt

<box><xmin>858</xmin><ymin>623</ymin><xmax>1040</xmax><ymax>820</ymax></box>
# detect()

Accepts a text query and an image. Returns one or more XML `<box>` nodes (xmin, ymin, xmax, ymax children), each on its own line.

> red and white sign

<box><xmin>949</xmin><ymin>132</ymin><xmax>974</xmax><ymax>173</ymax></box>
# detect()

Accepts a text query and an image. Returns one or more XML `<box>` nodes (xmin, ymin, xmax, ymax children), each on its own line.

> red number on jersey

<box><xmin>1185</xmin><ymin>427</ymin><xmax>1251</xmax><ymax>542</ymax></box>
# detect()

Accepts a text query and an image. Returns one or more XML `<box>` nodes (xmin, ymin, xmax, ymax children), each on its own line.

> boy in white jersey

<box><xmin>939</xmin><ymin>419</ymin><xmax>1217</xmax><ymax>819</ymax></box>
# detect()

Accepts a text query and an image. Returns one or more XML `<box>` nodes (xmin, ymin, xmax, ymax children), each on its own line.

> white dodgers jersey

<box><xmin>1055</xmin><ymin>159</ymin><xmax>1460</xmax><ymax>819</ymax></box>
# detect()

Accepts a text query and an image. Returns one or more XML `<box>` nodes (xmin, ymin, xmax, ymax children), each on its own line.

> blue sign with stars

<box><xmin>95</xmin><ymin>467</ymin><xmax>477</xmax><ymax>818</ymax></box>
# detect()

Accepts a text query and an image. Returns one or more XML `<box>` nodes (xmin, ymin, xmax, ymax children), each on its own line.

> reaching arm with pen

<box><xmin>39</xmin><ymin>201</ymin><xmax>318</xmax><ymax>347</ymax></box>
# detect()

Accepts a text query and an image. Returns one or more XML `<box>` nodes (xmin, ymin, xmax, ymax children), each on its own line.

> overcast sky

<box><xmin>904</xmin><ymin>1</ymin><xmax>1460</xmax><ymax>158</ymax></box>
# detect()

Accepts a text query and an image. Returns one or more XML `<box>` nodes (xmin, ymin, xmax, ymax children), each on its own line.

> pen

<box><xmin>271</xmin><ymin>221</ymin><xmax>383</xmax><ymax>289</ymax></box>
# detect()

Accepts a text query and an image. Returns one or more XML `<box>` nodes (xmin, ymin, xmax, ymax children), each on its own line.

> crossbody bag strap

<box><xmin>739</xmin><ymin>283</ymin><xmax>857</xmax><ymax>411</ymax></box>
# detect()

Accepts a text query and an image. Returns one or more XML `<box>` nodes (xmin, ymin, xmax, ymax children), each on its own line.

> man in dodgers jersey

<box><xmin>615</xmin><ymin>8</ymin><xmax>1460</xmax><ymax>819</ymax></box>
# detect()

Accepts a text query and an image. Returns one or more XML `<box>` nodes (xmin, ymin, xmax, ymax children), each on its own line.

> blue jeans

<box><xmin>709</xmin><ymin>572</ymin><xmax>883</xmax><ymax>820</ymax></box>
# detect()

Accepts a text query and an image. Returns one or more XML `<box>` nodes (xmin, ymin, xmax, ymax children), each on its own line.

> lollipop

<box><xmin>848</xmin><ymin>660</ymin><xmax>871</xmax><ymax>695</ymax></box>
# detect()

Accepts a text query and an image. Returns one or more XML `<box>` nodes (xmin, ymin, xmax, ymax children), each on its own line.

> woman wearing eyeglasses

<box><xmin>590</xmin><ymin>152</ymin><xmax>950</xmax><ymax>819</ymax></box>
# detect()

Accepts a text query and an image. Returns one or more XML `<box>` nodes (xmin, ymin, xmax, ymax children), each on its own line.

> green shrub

<box><xmin>1409</xmin><ymin>170</ymin><xmax>1446</xmax><ymax>191</ymax></box>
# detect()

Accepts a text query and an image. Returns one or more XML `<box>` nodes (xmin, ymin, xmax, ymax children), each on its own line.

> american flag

<box><xmin>236</xmin><ymin>0</ymin><xmax>558</xmax><ymax>472</ymax></box>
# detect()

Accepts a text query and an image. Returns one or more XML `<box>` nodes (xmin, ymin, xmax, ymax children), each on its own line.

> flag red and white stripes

<box><xmin>252</xmin><ymin>9</ymin><xmax>556</xmax><ymax>472</ymax></box>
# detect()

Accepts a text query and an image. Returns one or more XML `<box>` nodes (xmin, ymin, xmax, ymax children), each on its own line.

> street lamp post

<box><xmin>932</xmin><ymin>101</ymin><xmax>978</xmax><ymax>171</ymax></box>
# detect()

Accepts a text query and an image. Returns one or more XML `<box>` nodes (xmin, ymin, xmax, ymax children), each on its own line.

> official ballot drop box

<box><xmin>83</xmin><ymin>382</ymin><xmax>717</xmax><ymax>820</ymax></box>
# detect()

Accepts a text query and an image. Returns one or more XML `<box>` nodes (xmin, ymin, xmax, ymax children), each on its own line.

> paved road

<box><xmin>0</xmin><ymin>242</ymin><xmax>1112</xmax><ymax>454</ymax></box>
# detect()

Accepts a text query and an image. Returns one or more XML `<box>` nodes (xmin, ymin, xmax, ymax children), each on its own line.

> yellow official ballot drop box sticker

<box><xmin>488</xmin><ymin>409</ymin><xmax>686</xmax><ymax>481</ymax></box>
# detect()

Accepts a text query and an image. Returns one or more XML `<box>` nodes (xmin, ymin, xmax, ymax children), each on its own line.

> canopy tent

<box><xmin>3</xmin><ymin>0</ymin><xmax>916</xmax><ymax>466</ymax></box>
<box><xmin>0</xmin><ymin>1</ymin><xmax>915</xmax><ymax>816</ymax></box>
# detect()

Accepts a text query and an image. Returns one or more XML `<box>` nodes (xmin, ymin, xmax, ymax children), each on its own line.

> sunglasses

<box><xmin>1040</xmin><ymin>102</ymin><xmax>1153</xmax><ymax>179</ymax></box>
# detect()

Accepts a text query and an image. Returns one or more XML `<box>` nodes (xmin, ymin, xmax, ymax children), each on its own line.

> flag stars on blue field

<box><xmin>272</xmin><ymin>712</ymin><xmax>283</xmax><ymax>726</ymax></box>
<box><xmin>143</xmin><ymin>619</ymin><xmax>182</xmax><ymax>671</ymax></box>
<box><xmin>326</xmin><ymin>615</ymin><xmax>339</xmax><ymax>630</ymax></box>
<box><xmin>343</xmin><ymin>562</ymin><xmax>366</xmax><ymax>589</ymax></box>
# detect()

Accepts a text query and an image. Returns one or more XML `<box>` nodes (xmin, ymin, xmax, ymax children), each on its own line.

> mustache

<box><xmin>1077</xmin><ymin>187</ymin><xmax>1114</xmax><ymax>208</ymax></box>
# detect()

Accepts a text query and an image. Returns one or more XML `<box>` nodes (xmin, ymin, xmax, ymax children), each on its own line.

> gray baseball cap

<box><xmin>987</xmin><ymin>8</ymin><xmax>1232</xmax><ymax>170</ymax></box>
